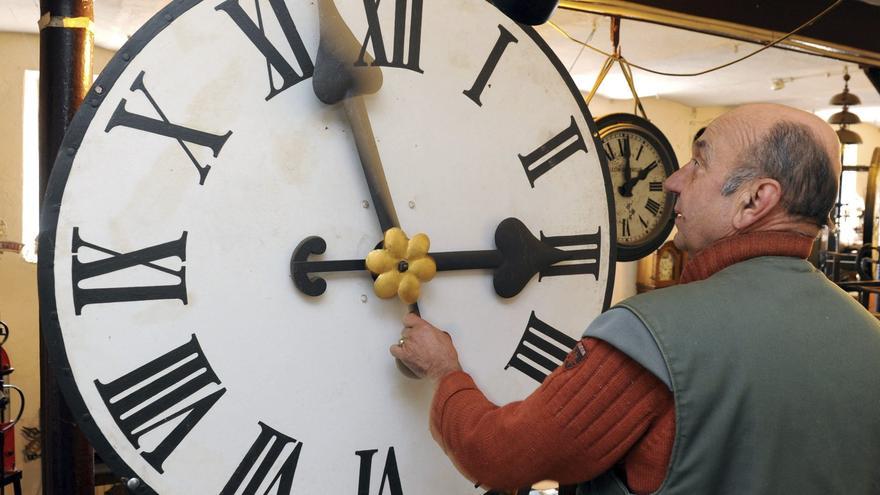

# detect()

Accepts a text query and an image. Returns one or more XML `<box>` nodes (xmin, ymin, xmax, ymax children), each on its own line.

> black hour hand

<box><xmin>290</xmin><ymin>218</ymin><xmax>588</xmax><ymax>298</ymax></box>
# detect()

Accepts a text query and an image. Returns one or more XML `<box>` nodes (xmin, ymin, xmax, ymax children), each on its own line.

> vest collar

<box><xmin>680</xmin><ymin>231</ymin><xmax>815</xmax><ymax>284</ymax></box>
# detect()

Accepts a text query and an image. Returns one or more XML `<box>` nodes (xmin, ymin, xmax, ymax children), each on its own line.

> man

<box><xmin>391</xmin><ymin>103</ymin><xmax>880</xmax><ymax>494</ymax></box>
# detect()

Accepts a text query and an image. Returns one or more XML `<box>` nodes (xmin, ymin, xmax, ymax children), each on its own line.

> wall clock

<box><xmin>38</xmin><ymin>0</ymin><xmax>614</xmax><ymax>493</ymax></box>
<box><xmin>595</xmin><ymin>113</ymin><xmax>678</xmax><ymax>262</ymax></box>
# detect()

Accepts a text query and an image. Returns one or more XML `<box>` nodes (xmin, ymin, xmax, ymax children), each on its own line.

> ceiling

<box><xmin>2</xmin><ymin>0</ymin><xmax>879</xmax><ymax>125</ymax></box>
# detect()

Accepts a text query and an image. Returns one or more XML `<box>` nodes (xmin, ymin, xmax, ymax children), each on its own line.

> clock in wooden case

<box><xmin>39</xmin><ymin>0</ymin><xmax>614</xmax><ymax>493</ymax></box>
<box><xmin>596</xmin><ymin>113</ymin><xmax>678</xmax><ymax>262</ymax></box>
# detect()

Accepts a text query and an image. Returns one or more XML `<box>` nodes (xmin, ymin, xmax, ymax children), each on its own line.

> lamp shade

<box><xmin>830</xmin><ymin>91</ymin><xmax>862</xmax><ymax>106</ymax></box>
<box><xmin>828</xmin><ymin>109</ymin><xmax>862</xmax><ymax>125</ymax></box>
<box><xmin>836</xmin><ymin>127</ymin><xmax>863</xmax><ymax>145</ymax></box>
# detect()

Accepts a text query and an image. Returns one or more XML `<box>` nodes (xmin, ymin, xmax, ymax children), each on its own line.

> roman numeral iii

<box><xmin>216</xmin><ymin>0</ymin><xmax>315</xmax><ymax>100</ymax></box>
<box><xmin>104</xmin><ymin>71</ymin><xmax>232</xmax><ymax>185</ymax></box>
<box><xmin>506</xmin><ymin>311</ymin><xmax>577</xmax><ymax>383</ymax></box>
<box><xmin>519</xmin><ymin>116</ymin><xmax>589</xmax><ymax>187</ymax></box>
<box><xmin>356</xmin><ymin>446</ymin><xmax>404</xmax><ymax>495</ymax></box>
<box><xmin>71</xmin><ymin>227</ymin><xmax>188</xmax><ymax>315</ymax></box>
<box><xmin>221</xmin><ymin>422</ymin><xmax>304</xmax><ymax>495</ymax></box>
<box><xmin>94</xmin><ymin>334</ymin><xmax>226</xmax><ymax>472</ymax></box>
<box><xmin>539</xmin><ymin>227</ymin><xmax>602</xmax><ymax>280</ymax></box>
<box><xmin>357</xmin><ymin>0</ymin><xmax>424</xmax><ymax>73</ymax></box>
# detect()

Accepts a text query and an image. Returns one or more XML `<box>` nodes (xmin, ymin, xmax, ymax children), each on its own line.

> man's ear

<box><xmin>732</xmin><ymin>178</ymin><xmax>782</xmax><ymax>230</ymax></box>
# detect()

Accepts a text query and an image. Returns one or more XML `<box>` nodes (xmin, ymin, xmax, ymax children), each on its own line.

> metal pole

<box><xmin>38</xmin><ymin>0</ymin><xmax>95</xmax><ymax>493</ymax></box>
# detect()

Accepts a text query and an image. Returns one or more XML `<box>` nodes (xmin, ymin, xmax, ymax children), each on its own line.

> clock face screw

<box><xmin>398</xmin><ymin>260</ymin><xmax>409</xmax><ymax>272</ymax></box>
<box><xmin>67</xmin><ymin>147</ymin><xmax>76</xmax><ymax>156</ymax></box>
<box><xmin>361</xmin><ymin>294</ymin><xmax>368</xmax><ymax>303</ymax></box>
<box><xmin>362</xmin><ymin>200</ymin><xmax>370</xmax><ymax>209</ymax></box>
<box><xmin>408</xmin><ymin>200</ymin><xmax>416</xmax><ymax>209</ymax></box>
<box><xmin>164</xmin><ymin>13</ymin><xmax>173</xmax><ymax>22</ymax></box>
<box><xmin>122</xmin><ymin>53</ymin><xmax>130</xmax><ymax>61</ymax></box>
<box><xmin>124</xmin><ymin>478</ymin><xmax>141</xmax><ymax>490</ymax></box>
<box><xmin>94</xmin><ymin>85</ymin><xmax>103</xmax><ymax>94</ymax></box>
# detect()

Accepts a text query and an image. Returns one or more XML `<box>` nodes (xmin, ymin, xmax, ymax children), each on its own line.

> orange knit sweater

<box><xmin>430</xmin><ymin>231</ymin><xmax>815</xmax><ymax>493</ymax></box>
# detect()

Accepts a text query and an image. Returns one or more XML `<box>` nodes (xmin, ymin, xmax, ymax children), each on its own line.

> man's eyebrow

<box><xmin>693</xmin><ymin>139</ymin><xmax>710</xmax><ymax>165</ymax></box>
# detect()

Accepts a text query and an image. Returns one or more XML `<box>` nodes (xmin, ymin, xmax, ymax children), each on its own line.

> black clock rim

<box><xmin>36</xmin><ymin>1</ymin><xmax>617</xmax><ymax>492</ymax></box>
<box><xmin>595</xmin><ymin>113</ymin><xmax>679</xmax><ymax>262</ymax></box>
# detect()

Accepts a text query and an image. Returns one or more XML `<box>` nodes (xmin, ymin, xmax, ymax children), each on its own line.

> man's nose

<box><xmin>664</xmin><ymin>165</ymin><xmax>686</xmax><ymax>193</ymax></box>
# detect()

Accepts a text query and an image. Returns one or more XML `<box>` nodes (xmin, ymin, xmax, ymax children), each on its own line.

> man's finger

<box><xmin>403</xmin><ymin>312</ymin><xmax>421</xmax><ymax>327</ymax></box>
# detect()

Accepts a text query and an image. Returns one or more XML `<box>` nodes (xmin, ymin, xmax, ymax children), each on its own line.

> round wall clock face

<box><xmin>596</xmin><ymin>113</ymin><xmax>678</xmax><ymax>262</ymax></box>
<box><xmin>39</xmin><ymin>1</ymin><xmax>614</xmax><ymax>493</ymax></box>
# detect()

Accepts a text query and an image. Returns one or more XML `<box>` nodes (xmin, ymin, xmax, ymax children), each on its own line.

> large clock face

<box><xmin>596</xmin><ymin>113</ymin><xmax>677</xmax><ymax>262</ymax></box>
<box><xmin>39</xmin><ymin>1</ymin><xmax>614</xmax><ymax>493</ymax></box>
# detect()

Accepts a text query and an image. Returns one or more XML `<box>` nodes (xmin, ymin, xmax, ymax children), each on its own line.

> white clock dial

<box><xmin>39</xmin><ymin>1</ymin><xmax>614</xmax><ymax>493</ymax></box>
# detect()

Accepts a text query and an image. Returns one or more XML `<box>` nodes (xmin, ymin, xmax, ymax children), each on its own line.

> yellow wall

<box><xmin>0</xmin><ymin>32</ymin><xmax>113</xmax><ymax>495</ymax></box>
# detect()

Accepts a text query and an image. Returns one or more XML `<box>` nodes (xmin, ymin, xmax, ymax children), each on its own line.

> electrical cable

<box><xmin>549</xmin><ymin>0</ymin><xmax>845</xmax><ymax>77</ymax></box>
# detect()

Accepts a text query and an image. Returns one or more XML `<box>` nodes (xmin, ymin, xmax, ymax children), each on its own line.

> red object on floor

<box><xmin>0</xmin><ymin>422</ymin><xmax>13</xmax><ymax>473</ymax></box>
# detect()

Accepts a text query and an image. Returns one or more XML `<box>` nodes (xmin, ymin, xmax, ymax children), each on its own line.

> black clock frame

<box><xmin>37</xmin><ymin>1</ymin><xmax>618</xmax><ymax>493</ymax></box>
<box><xmin>595</xmin><ymin>113</ymin><xmax>678</xmax><ymax>262</ymax></box>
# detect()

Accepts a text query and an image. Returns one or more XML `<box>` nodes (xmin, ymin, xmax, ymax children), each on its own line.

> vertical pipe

<box><xmin>38</xmin><ymin>0</ymin><xmax>95</xmax><ymax>494</ymax></box>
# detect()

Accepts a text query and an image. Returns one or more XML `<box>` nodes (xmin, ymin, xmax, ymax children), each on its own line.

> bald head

<box><xmin>701</xmin><ymin>103</ymin><xmax>841</xmax><ymax>228</ymax></box>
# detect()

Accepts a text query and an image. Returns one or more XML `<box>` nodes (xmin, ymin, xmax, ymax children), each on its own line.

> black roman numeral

<box><xmin>649</xmin><ymin>181</ymin><xmax>663</xmax><ymax>191</ymax></box>
<box><xmin>221</xmin><ymin>422</ymin><xmax>303</xmax><ymax>495</ymax></box>
<box><xmin>635</xmin><ymin>144</ymin><xmax>644</xmax><ymax>161</ymax></box>
<box><xmin>506</xmin><ymin>311</ymin><xmax>577</xmax><ymax>383</ymax></box>
<box><xmin>104</xmin><ymin>71</ymin><xmax>231</xmax><ymax>185</ymax></box>
<box><xmin>621</xmin><ymin>218</ymin><xmax>631</xmax><ymax>238</ymax></box>
<box><xmin>645</xmin><ymin>198</ymin><xmax>661</xmax><ymax>216</ymax></box>
<box><xmin>639</xmin><ymin>215</ymin><xmax>648</xmax><ymax>228</ymax></box>
<box><xmin>539</xmin><ymin>227</ymin><xmax>601</xmax><ymax>280</ymax></box>
<box><xmin>356</xmin><ymin>0</ymin><xmax>423</xmax><ymax>73</ymax></box>
<box><xmin>618</xmin><ymin>137</ymin><xmax>629</xmax><ymax>156</ymax></box>
<box><xmin>603</xmin><ymin>142</ymin><xmax>615</xmax><ymax>161</ymax></box>
<box><xmin>71</xmin><ymin>227</ymin><xmax>187</xmax><ymax>316</ymax></box>
<box><xmin>519</xmin><ymin>116</ymin><xmax>588</xmax><ymax>187</ymax></box>
<box><xmin>216</xmin><ymin>0</ymin><xmax>315</xmax><ymax>101</ymax></box>
<box><xmin>463</xmin><ymin>25</ymin><xmax>518</xmax><ymax>106</ymax></box>
<box><xmin>94</xmin><ymin>334</ymin><xmax>226</xmax><ymax>473</ymax></box>
<box><xmin>356</xmin><ymin>446</ymin><xmax>403</xmax><ymax>495</ymax></box>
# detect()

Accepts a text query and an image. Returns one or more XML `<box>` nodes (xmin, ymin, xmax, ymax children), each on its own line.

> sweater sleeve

<box><xmin>430</xmin><ymin>338</ymin><xmax>673</xmax><ymax>492</ymax></box>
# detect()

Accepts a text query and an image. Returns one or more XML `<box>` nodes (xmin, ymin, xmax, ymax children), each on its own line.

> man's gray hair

<box><xmin>721</xmin><ymin>121</ymin><xmax>837</xmax><ymax>226</ymax></box>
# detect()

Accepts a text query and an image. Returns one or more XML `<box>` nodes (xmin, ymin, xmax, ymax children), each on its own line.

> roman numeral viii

<box><xmin>356</xmin><ymin>0</ymin><xmax>424</xmax><ymax>73</ymax></box>
<box><xmin>104</xmin><ymin>71</ymin><xmax>232</xmax><ymax>185</ymax></box>
<box><xmin>221</xmin><ymin>422</ymin><xmax>304</xmax><ymax>495</ymax></box>
<box><xmin>94</xmin><ymin>334</ymin><xmax>226</xmax><ymax>473</ymax></box>
<box><xmin>71</xmin><ymin>228</ymin><xmax>187</xmax><ymax>315</ymax></box>
<box><xmin>540</xmin><ymin>228</ymin><xmax>602</xmax><ymax>280</ymax></box>
<box><xmin>356</xmin><ymin>446</ymin><xmax>404</xmax><ymax>495</ymax></box>
<box><xmin>506</xmin><ymin>312</ymin><xmax>577</xmax><ymax>383</ymax></box>
<box><xmin>519</xmin><ymin>116</ymin><xmax>589</xmax><ymax>187</ymax></box>
<box><xmin>216</xmin><ymin>0</ymin><xmax>315</xmax><ymax>101</ymax></box>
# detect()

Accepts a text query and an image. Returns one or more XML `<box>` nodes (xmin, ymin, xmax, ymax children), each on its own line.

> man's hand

<box><xmin>390</xmin><ymin>313</ymin><xmax>463</xmax><ymax>381</ymax></box>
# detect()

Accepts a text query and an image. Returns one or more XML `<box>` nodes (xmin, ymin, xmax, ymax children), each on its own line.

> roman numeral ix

<box><xmin>71</xmin><ymin>227</ymin><xmax>187</xmax><ymax>315</ymax></box>
<box><xmin>104</xmin><ymin>71</ymin><xmax>232</xmax><ymax>185</ymax></box>
<box><xmin>94</xmin><ymin>334</ymin><xmax>226</xmax><ymax>473</ymax></box>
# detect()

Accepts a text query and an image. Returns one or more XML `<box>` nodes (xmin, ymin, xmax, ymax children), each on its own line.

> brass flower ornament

<box><xmin>365</xmin><ymin>228</ymin><xmax>436</xmax><ymax>304</ymax></box>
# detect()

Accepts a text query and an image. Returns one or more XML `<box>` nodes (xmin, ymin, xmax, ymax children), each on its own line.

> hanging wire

<box><xmin>548</xmin><ymin>0</ymin><xmax>845</xmax><ymax>78</ymax></box>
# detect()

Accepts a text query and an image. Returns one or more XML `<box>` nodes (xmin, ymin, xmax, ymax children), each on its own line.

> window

<box><xmin>21</xmin><ymin>69</ymin><xmax>39</xmax><ymax>263</ymax></box>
